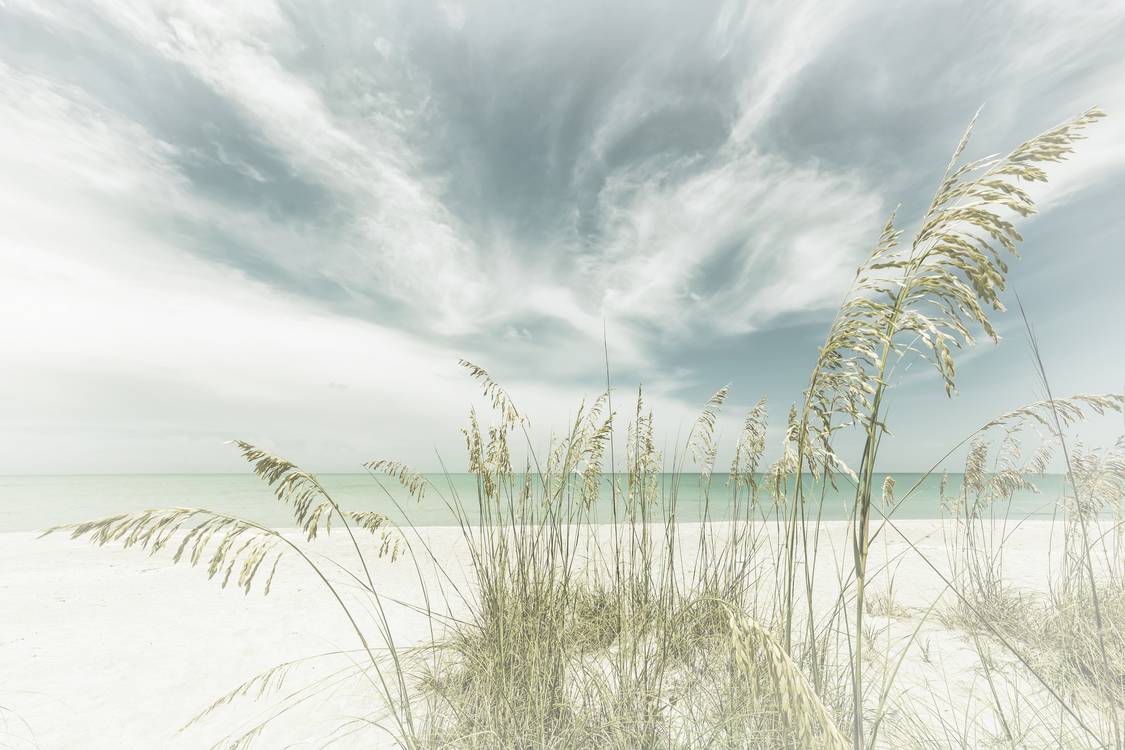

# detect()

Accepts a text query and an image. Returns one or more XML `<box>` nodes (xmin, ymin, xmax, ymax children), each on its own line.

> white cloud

<box><xmin>84</xmin><ymin>0</ymin><xmax>493</xmax><ymax>333</ymax></box>
<box><xmin>981</xmin><ymin>1</ymin><xmax>1125</xmax><ymax>212</ymax></box>
<box><xmin>0</xmin><ymin>0</ymin><xmax>902</xmax><ymax>352</ymax></box>
<box><xmin>591</xmin><ymin>150</ymin><xmax>883</xmax><ymax>334</ymax></box>
<box><xmin>1</xmin><ymin>0</ymin><xmax>1121</xmax><ymax>472</ymax></box>
<box><xmin>0</xmin><ymin>50</ymin><xmax>718</xmax><ymax>472</ymax></box>
<box><xmin>0</xmin><ymin>63</ymin><xmax>461</xmax><ymax>470</ymax></box>
<box><xmin>722</xmin><ymin>0</ymin><xmax>858</xmax><ymax>144</ymax></box>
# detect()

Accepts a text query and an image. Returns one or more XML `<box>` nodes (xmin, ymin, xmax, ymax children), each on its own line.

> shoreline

<box><xmin>0</xmin><ymin>471</ymin><xmax>1070</xmax><ymax>533</ymax></box>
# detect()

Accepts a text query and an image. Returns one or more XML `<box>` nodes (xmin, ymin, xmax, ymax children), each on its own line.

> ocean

<box><xmin>0</xmin><ymin>472</ymin><xmax>1070</xmax><ymax>533</ymax></box>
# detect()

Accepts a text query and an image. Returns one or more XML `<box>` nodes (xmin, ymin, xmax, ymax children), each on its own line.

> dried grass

<box><xmin>47</xmin><ymin>107</ymin><xmax>1125</xmax><ymax>750</ymax></box>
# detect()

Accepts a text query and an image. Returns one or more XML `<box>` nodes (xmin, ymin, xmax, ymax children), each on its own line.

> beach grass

<box><xmin>46</xmin><ymin>107</ymin><xmax>1125</xmax><ymax>749</ymax></box>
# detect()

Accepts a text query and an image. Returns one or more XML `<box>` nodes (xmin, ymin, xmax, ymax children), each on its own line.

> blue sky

<box><xmin>1</xmin><ymin>0</ymin><xmax>1122</xmax><ymax>473</ymax></box>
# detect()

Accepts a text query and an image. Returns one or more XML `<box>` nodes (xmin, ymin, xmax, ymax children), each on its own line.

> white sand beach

<box><xmin>0</xmin><ymin>520</ymin><xmax>1070</xmax><ymax>749</ymax></box>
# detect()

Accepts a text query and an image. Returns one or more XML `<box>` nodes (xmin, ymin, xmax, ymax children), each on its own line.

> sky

<box><xmin>1</xmin><ymin>0</ymin><xmax>1123</xmax><ymax>474</ymax></box>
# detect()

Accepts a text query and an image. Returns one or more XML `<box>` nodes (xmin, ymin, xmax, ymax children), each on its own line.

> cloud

<box><xmin>0</xmin><ymin>0</ymin><xmax>1122</xmax><ymax>471</ymax></box>
<box><xmin>93</xmin><ymin>0</ymin><xmax>495</xmax><ymax>331</ymax></box>
<box><xmin>0</xmin><ymin>57</ymin><xmax>715</xmax><ymax>472</ymax></box>
<box><xmin>8</xmin><ymin>0</ymin><xmax>889</xmax><ymax>344</ymax></box>
<box><xmin>591</xmin><ymin>149</ymin><xmax>883</xmax><ymax>335</ymax></box>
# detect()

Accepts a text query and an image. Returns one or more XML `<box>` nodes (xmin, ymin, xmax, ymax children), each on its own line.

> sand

<box><xmin>0</xmin><ymin>520</ymin><xmax>1067</xmax><ymax>749</ymax></box>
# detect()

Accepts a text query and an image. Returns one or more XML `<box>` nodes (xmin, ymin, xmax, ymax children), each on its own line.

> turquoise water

<box><xmin>0</xmin><ymin>473</ymin><xmax>1069</xmax><ymax>533</ymax></box>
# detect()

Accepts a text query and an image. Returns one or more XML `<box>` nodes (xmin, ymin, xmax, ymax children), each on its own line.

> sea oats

<box><xmin>459</xmin><ymin>359</ymin><xmax>524</xmax><ymax>428</ymax></box>
<box><xmin>44</xmin><ymin>509</ymin><xmax>285</xmax><ymax>596</ymax></box>
<box><xmin>690</xmin><ymin>384</ymin><xmax>730</xmax><ymax>483</ymax></box>
<box><xmin>729</xmin><ymin>397</ymin><xmax>768</xmax><ymax>492</ymax></box>
<box><xmin>729</xmin><ymin>613</ymin><xmax>850</xmax><ymax>750</ymax></box>
<box><xmin>364</xmin><ymin>459</ymin><xmax>428</xmax><ymax>501</ymax></box>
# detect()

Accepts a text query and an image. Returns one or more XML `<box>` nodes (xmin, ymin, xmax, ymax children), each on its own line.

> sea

<box><xmin>0</xmin><ymin>472</ymin><xmax>1070</xmax><ymax>533</ymax></box>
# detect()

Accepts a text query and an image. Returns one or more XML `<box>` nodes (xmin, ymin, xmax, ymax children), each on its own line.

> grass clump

<box><xmin>45</xmin><ymin>106</ymin><xmax>1125</xmax><ymax>750</ymax></box>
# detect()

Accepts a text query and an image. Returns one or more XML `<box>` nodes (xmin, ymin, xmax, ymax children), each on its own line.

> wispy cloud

<box><xmin>592</xmin><ymin>150</ymin><xmax>882</xmax><ymax>335</ymax></box>
<box><xmin>1</xmin><ymin>0</ymin><xmax>1122</xmax><ymax>470</ymax></box>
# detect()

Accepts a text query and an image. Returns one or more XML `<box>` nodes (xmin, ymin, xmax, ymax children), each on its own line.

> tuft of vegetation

<box><xmin>48</xmin><ymin>107</ymin><xmax>1125</xmax><ymax>749</ymax></box>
